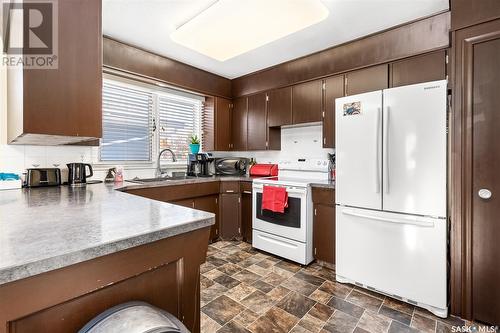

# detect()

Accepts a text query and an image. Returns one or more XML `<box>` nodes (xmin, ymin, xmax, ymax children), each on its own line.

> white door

<box><xmin>335</xmin><ymin>91</ymin><xmax>383</xmax><ymax>209</ymax></box>
<box><xmin>335</xmin><ymin>206</ymin><xmax>447</xmax><ymax>317</ymax></box>
<box><xmin>382</xmin><ymin>80</ymin><xmax>447</xmax><ymax>217</ymax></box>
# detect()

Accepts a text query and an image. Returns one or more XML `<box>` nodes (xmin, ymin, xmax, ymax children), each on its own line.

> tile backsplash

<box><xmin>211</xmin><ymin>124</ymin><xmax>334</xmax><ymax>163</ymax></box>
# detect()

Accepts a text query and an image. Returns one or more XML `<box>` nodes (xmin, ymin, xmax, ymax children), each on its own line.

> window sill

<box><xmin>92</xmin><ymin>161</ymin><xmax>187</xmax><ymax>171</ymax></box>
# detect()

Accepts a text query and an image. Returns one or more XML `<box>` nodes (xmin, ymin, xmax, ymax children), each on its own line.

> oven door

<box><xmin>252</xmin><ymin>183</ymin><xmax>308</xmax><ymax>242</ymax></box>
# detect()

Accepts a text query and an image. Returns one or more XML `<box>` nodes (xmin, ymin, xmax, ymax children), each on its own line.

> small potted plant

<box><xmin>189</xmin><ymin>134</ymin><xmax>201</xmax><ymax>154</ymax></box>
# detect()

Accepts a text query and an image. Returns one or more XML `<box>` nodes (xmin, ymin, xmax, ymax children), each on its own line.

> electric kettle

<box><xmin>67</xmin><ymin>163</ymin><xmax>93</xmax><ymax>187</ymax></box>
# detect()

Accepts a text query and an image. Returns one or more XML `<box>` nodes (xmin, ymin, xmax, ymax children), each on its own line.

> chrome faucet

<box><xmin>156</xmin><ymin>148</ymin><xmax>177</xmax><ymax>178</ymax></box>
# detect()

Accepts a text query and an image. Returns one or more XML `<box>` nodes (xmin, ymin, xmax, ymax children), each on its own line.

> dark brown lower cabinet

<box><xmin>173</xmin><ymin>198</ymin><xmax>194</xmax><ymax>208</ymax></box>
<box><xmin>313</xmin><ymin>204</ymin><xmax>335</xmax><ymax>265</ymax></box>
<box><xmin>312</xmin><ymin>187</ymin><xmax>335</xmax><ymax>265</ymax></box>
<box><xmin>219</xmin><ymin>193</ymin><xmax>241</xmax><ymax>240</ymax></box>
<box><xmin>0</xmin><ymin>227</ymin><xmax>210</xmax><ymax>333</ymax></box>
<box><xmin>240</xmin><ymin>182</ymin><xmax>253</xmax><ymax>243</ymax></box>
<box><xmin>194</xmin><ymin>195</ymin><xmax>219</xmax><ymax>242</ymax></box>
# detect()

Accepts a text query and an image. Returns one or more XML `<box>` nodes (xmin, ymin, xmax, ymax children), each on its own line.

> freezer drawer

<box><xmin>335</xmin><ymin>206</ymin><xmax>447</xmax><ymax>317</ymax></box>
<box><xmin>252</xmin><ymin>229</ymin><xmax>313</xmax><ymax>265</ymax></box>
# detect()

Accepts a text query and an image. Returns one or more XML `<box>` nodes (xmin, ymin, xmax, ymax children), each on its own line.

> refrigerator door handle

<box><xmin>342</xmin><ymin>208</ymin><xmax>435</xmax><ymax>228</ymax></box>
<box><xmin>384</xmin><ymin>106</ymin><xmax>390</xmax><ymax>194</ymax></box>
<box><xmin>375</xmin><ymin>107</ymin><xmax>381</xmax><ymax>193</ymax></box>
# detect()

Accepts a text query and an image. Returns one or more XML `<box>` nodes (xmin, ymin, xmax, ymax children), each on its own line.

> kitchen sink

<box><xmin>127</xmin><ymin>175</ymin><xmax>196</xmax><ymax>183</ymax></box>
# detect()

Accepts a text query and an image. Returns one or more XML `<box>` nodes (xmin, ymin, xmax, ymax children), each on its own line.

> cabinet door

<box><xmin>232</xmin><ymin>97</ymin><xmax>248</xmax><ymax>151</ymax></box>
<box><xmin>292</xmin><ymin>80</ymin><xmax>323</xmax><ymax>124</ymax></box>
<box><xmin>247</xmin><ymin>93</ymin><xmax>268</xmax><ymax>150</ymax></box>
<box><xmin>268</xmin><ymin>87</ymin><xmax>292</xmax><ymax>127</ymax></box>
<box><xmin>313</xmin><ymin>204</ymin><xmax>335</xmax><ymax>264</ymax></box>
<box><xmin>173</xmin><ymin>199</ymin><xmax>194</xmax><ymax>208</ymax></box>
<box><xmin>215</xmin><ymin>97</ymin><xmax>232</xmax><ymax>151</ymax></box>
<box><xmin>219</xmin><ymin>193</ymin><xmax>241</xmax><ymax>240</ymax></box>
<box><xmin>240</xmin><ymin>183</ymin><xmax>253</xmax><ymax>243</ymax></box>
<box><xmin>454</xmin><ymin>19</ymin><xmax>500</xmax><ymax>325</ymax></box>
<box><xmin>194</xmin><ymin>195</ymin><xmax>219</xmax><ymax>241</ymax></box>
<box><xmin>390</xmin><ymin>51</ymin><xmax>446</xmax><ymax>88</ymax></box>
<box><xmin>345</xmin><ymin>64</ymin><xmax>389</xmax><ymax>96</ymax></box>
<box><xmin>323</xmin><ymin>75</ymin><xmax>344</xmax><ymax>148</ymax></box>
<box><xmin>20</xmin><ymin>0</ymin><xmax>102</xmax><ymax>140</ymax></box>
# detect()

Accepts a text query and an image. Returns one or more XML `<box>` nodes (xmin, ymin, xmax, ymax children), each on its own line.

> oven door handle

<box><xmin>252</xmin><ymin>184</ymin><xmax>307</xmax><ymax>195</ymax></box>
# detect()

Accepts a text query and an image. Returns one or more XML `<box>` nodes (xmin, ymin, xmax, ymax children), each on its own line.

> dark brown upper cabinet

<box><xmin>215</xmin><ymin>97</ymin><xmax>232</xmax><ymax>151</ymax></box>
<box><xmin>451</xmin><ymin>0</ymin><xmax>500</xmax><ymax>31</ymax></box>
<box><xmin>345</xmin><ymin>64</ymin><xmax>389</xmax><ymax>96</ymax></box>
<box><xmin>268</xmin><ymin>86</ymin><xmax>292</xmax><ymax>127</ymax></box>
<box><xmin>390</xmin><ymin>51</ymin><xmax>446</xmax><ymax>88</ymax></box>
<box><xmin>292</xmin><ymin>80</ymin><xmax>323</xmax><ymax>124</ymax></box>
<box><xmin>247</xmin><ymin>92</ymin><xmax>268</xmax><ymax>150</ymax></box>
<box><xmin>7</xmin><ymin>0</ymin><xmax>102</xmax><ymax>145</ymax></box>
<box><xmin>322</xmin><ymin>75</ymin><xmax>345</xmax><ymax>148</ymax></box>
<box><xmin>231</xmin><ymin>97</ymin><xmax>248</xmax><ymax>151</ymax></box>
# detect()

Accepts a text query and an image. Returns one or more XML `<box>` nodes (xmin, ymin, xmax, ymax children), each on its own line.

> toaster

<box><xmin>26</xmin><ymin>168</ymin><xmax>61</xmax><ymax>187</ymax></box>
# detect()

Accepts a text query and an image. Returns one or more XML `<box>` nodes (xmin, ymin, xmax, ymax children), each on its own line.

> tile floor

<box><xmin>200</xmin><ymin>241</ymin><xmax>480</xmax><ymax>333</ymax></box>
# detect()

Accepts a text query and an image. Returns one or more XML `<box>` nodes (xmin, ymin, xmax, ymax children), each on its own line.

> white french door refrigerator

<box><xmin>335</xmin><ymin>80</ymin><xmax>448</xmax><ymax>318</ymax></box>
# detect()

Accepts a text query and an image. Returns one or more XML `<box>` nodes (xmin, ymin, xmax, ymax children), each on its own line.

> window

<box><xmin>101</xmin><ymin>81</ymin><xmax>153</xmax><ymax>162</ymax></box>
<box><xmin>100</xmin><ymin>78</ymin><xmax>204</xmax><ymax>163</ymax></box>
<box><xmin>158</xmin><ymin>94</ymin><xmax>202</xmax><ymax>161</ymax></box>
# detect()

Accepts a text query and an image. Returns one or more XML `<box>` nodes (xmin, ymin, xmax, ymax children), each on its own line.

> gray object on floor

<box><xmin>78</xmin><ymin>301</ymin><xmax>190</xmax><ymax>333</ymax></box>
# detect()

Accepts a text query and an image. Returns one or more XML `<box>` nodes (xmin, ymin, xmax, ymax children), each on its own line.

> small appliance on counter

<box><xmin>187</xmin><ymin>153</ymin><xmax>214</xmax><ymax>177</ymax></box>
<box><xmin>249</xmin><ymin>163</ymin><xmax>278</xmax><ymax>177</ymax></box>
<box><xmin>214</xmin><ymin>157</ymin><xmax>249</xmax><ymax>176</ymax></box>
<box><xmin>104</xmin><ymin>167</ymin><xmax>116</xmax><ymax>183</ymax></box>
<box><xmin>25</xmin><ymin>168</ymin><xmax>61</xmax><ymax>188</ymax></box>
<box><xmin>67</xmin><ymin>163</ymin><xmax>93</xmax><ymax>187</ymax></box>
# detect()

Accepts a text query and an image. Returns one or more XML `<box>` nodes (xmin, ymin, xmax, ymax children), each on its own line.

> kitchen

<box><xmin>0</xmin><ymin>0</ymin><xmax>499</xmax><ymax>332</ymax></box>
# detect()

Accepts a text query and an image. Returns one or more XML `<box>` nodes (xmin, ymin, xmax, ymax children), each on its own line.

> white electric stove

<box><xmin>252</xmin><ymin>159</ymin><xmax>330</xmax><ymax>265</ymax></box>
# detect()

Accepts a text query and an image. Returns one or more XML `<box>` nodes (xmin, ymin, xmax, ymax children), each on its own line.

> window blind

<box><xmin>100</xmin><ymin>81</ymin><xmax>153</xmax><ymax>161</ymax></box>
<box><xmin>158</xmin><ymin>94</ymin><xmax>203</xmax><ymax>161</ymax></box>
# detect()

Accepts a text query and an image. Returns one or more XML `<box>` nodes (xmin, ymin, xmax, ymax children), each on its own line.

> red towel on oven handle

<box><xmin>262</xmin><ymin>185</ymin><xmax>288</xmax><ymax>213</ymax></box>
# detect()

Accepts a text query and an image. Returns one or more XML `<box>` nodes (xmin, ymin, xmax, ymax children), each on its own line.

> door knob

<box><xmin>478</xmin><ymin>189</ymin><xmax>492</xmax><ymax>200</ymax></box>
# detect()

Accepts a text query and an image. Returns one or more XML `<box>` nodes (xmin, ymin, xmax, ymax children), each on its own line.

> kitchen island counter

<box><xmin>0</xmin><ymin>183</ymin><xmax>214</xmax><ymax>333</ymax></box>
<box><xmin>0</xmin><ymin>184</ymin><xmax>214</xmax><ymax>285</ymax></box>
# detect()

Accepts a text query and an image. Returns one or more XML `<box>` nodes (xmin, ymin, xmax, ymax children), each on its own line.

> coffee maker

<box><xmin>187</xmin><ymin>153</ymin><xmax>214</xmax><ymax>177</ymax></box>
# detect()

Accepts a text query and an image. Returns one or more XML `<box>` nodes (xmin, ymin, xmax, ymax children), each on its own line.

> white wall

<box><xmin>0</xmin><ymin>63</ymin><xmax>156</xmax><ymax>182</ymax></box>
<box><xmin>1</xmin><ymin>29</ymin><xmax>330</xmax><ymax>182</ymax></box>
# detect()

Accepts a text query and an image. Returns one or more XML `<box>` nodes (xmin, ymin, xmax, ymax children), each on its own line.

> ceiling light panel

<box><xmin>170</xmin><ymin>0</ymin><xmax>329</xmax><ymax>61</ymax></box>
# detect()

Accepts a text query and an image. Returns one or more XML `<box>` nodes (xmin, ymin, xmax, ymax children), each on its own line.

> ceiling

<box><xmin>103</xmin><ymin>0</ymin><xmax>449</xmax><ymax>79</ymax></box>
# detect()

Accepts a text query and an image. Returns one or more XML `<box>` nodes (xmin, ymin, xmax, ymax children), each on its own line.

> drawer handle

<box><xmin>225</xmin><ymin>190</ymin><xmax>235</xmax><ymax>193</ymax></box>
<box><xmin>243</xmin><ymin>190</ymin><xmax>252</xmax><ymax>194</ymax></box>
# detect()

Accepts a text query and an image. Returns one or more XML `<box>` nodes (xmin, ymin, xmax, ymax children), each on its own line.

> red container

<box><xmin>249</xmin><ymin>164</ymin><xmax>278</xmax><ymax>177</ymax></box>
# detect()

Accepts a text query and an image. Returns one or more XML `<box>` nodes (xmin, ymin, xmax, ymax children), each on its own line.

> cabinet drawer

<box><xmin>240</xmin><ymin>181</ymin><xmax>253</xmax><ymax>194</ymax></box>
<box><xmin>220</xmin><ymin>181</ymin><xmax>240</xmax><ymax>193</ymax></box>
<box><xmin>312</xmin><ymin>187</ymin><xmax>335</xmax><ymax>205</ymax></box>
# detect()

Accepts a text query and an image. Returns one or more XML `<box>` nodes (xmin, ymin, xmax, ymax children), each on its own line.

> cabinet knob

<box><xmin>478</xmin><ymin>188</ymin><xmax>492</xmax><ymax>200</ymax></box>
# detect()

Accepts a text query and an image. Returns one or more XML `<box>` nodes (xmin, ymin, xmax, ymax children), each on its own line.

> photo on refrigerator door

<box><xmin>343</xmin><ymin>101</ymin><xmax>361</xmax><ymax>116</ymax></box>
